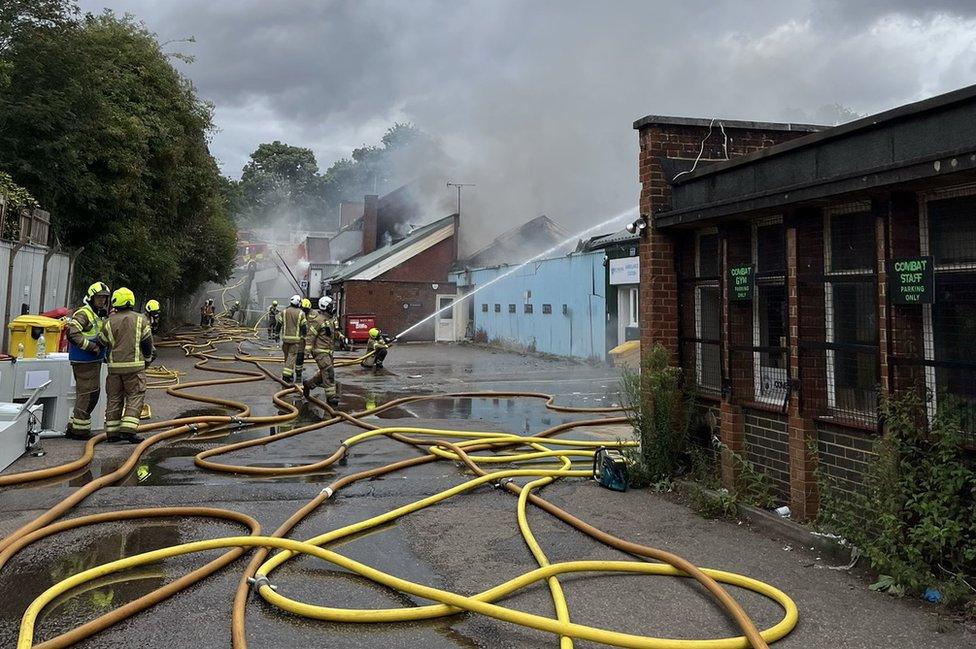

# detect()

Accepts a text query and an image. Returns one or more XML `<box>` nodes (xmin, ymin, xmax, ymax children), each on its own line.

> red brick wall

<box><xmin>342</xmin><ymin>280</ymin><xmax>457</xmax><ymax>342</ymax></box>
<box><xmin>636</xmin><ymin>123</ymin><xmax>814</xmax><ymax>363</ymax></box>
<box><xmin>376</xmin><ymin>233</ymin><xmax>457</xmax><ymax>283</ymax></box>
<box><xmin>362</xmin><ymin>195</ymin><xmax>378</xmax><ymax>255</ymax></box>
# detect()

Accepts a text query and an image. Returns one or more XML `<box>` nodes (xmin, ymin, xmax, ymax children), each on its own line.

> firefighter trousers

<box><xmin>307</xmin><ymin>351</ymin><xmax>336</xmax><ymax>397</ymax></box>
<box><xmin>69</xmin><ymin>362</ymin><xmax>102</xmax><ymax>433</ymax></box>
<box><xmin>105</xmin><ymin>371</ymin><xmax>146</xmax><ymax>438</ymax></box>
<box><xmin>281</xmin><ymin>341</ymin><xmax>301</xmax><ymax>381</ymax></box>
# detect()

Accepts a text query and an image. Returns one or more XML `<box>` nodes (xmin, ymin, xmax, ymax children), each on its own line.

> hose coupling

<box><xmin>247</xmin><ymin>574</ymin><xmax>278</xmax><ymax>594</ymax></box>
<box><xmin>495</xmin><ymin>477</ymin><xmax>515</xmax><ymax>489</ymax></box>
<box><xmin>230</xmin><ymin>416</ymin><xmax>247</xmax><ymax>429</ymax></box>
<box><xmin>320</xmin><ymin>486</ymin><xmax>334</xmax><ymax>498</ymax></box>
<box><xmin>187</xmin><ymin>423</ymin><xmax>200</xmax><ymax>433</ymax></box>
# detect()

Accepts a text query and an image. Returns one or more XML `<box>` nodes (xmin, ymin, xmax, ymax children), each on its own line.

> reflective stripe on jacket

<box><xmin>100</xmin><ymin>310</ymin><xmax>155</xmax><ymax>374</ymax></box>
<box><xmin>279</xmin><ymin>306</ymin><xmax>307</xmax><ymax>343</ymax></box>
<box><xmin>67</xmin><ymin>304</ymin><xmax>106</xmax><ymax>363</ymax></box>
<box><xmin>306</xmin><ymin>311</ymin><xmax>334</xmax><ymax>354</ymax></box>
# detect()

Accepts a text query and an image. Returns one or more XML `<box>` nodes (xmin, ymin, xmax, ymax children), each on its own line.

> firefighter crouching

<box><xmin>277</xmin><ymin>294</ymin><xmax>307</xmax><ymax>383</ymax></box>
<box><xmin>302</xmin><ymin>296</ymin><xmax>339</xmax><ymax>406</ymax></box>
<box><xmin>64</xmin><ymin>282</ymin><xmax>111</xmax><ymax>441</ymax></box>
<box><xmin>361</xmin><ymin>327</ymin><xmax>391</xmax><ymax>369</ymax></box>
<box><xmin>99</xmin><ymin>287</ymin><xmax>155</xmax><ymax>444</ymax></box>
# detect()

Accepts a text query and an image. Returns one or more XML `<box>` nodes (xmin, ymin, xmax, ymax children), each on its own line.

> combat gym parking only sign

<box><xmin>888</xmin><ymin>256</ymin><xmax>934</xmax><ymax>305</ymax></box>
<box><xmin>728</xmin><ymin>264</ymin><xmax>754</xmax><ymax>301</ymax></box>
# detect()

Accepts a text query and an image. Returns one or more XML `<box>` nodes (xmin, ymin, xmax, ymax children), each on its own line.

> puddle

<box><xmin>0</xmin><ymin>522</ymin><xmax>214</xmax><ymax>645</ymax></box>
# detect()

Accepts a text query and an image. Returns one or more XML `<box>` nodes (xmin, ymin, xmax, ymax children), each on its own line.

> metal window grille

<box><xmin>524</xmin><ymin>303</ymin><xmax>533</xmax><ymax>314</ymax></box>
<box><xmin>798</xmin><ymin>204</ymin><xmax>879</xmax><ymax>427</ymax></box>
<box><xmin>752</xmin><ymin>220</ymin><xmax>788</xmax><ymax>406</ymax></box>
<box><xmin>481</xmin><ymin>303</ymin><xmax>488</xmax><ymax>313</ymax></box>
<box><xmin>890</xmin><ymin>186</ymin><xmax>976</xmax><ymax>448</ymax></box>
<box><xmin>680</xmin><ymin>230</ymin><xmax>721</xmax><ymax>393</ymax></box>
<box><xmin>508</xmin><ymin>304</ymin><xmax>516</xmax><ymax>314</ymax></box>
<box><xmin>542</xmin><ymin>304</ymin><xmax>552</xmax><ymax>314</ymax></box>
<box><xmin>494</xmin><ymin>304</ymin><xmax>500</xmax><ymax>313</ymax></box>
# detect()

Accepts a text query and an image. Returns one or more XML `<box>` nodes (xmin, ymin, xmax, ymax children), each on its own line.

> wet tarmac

<box><xmin>1</xmin><ymin>341</ymin><xmax>972</xmax><ymax>648</ymax></box>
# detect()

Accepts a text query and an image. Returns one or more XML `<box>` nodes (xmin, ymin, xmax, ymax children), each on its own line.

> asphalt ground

<box><xmin>0</xmin><ymin>336</ymin><xmax>971</xmax><ymax>648</ymax></box>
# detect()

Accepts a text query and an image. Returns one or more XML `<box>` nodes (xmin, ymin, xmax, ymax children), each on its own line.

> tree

<box><xmin>236</xmin><ymin>141</ymin><xmax>325</xmax><ymax>227</ymax></box>
<box><xmin>0</xmin><ymin>7</ymin><xmax>236</xmax><ymax>304</ymax></box>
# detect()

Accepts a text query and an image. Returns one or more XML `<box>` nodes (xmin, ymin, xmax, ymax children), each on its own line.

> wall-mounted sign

<box><xmin>728</xmin><ymin>264</ymin><xmax>754</xmax><ymax>301</ymax></box>
<box><xmin>888</xmin><ymin>256</ymin><xmax>934</xmax><ymax>305</ymax></box>
<box><xmin>609</xmin><ymin>257</ymin><xmax>640</xmax><ymax>285</ymax></box>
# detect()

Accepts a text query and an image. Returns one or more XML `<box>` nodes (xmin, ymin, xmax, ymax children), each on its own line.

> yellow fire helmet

<box><xmin>111</xmin><ymin>287</ymin><xmax>136</xmax><ymax>309</ymax></box>
<box><xmin>368</xmin><ymin>327</ymin><xmax>380</xmax><ymax>339</ymax></box>
<box><xmin>271</xmin><ymin>300</ymin><xmax>278</xmax><ymax>306</ymax></box>
<box><xmin>85</xmin><ymin>281</ymin><xmax>110</xmax><ymax>301</ymax></box>
<box><xmin>300</xmin><ymin>298</ymin><xmax>312</xmax><ymax>310</ymax></box>
<box><xmin>145</xmin><ymin>299</ymin><xmax>160</xmax><ymax>313</ymax></box>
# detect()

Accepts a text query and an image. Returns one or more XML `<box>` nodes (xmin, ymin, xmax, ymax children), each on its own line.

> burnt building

<box><xmin>634</xmin><ymin>85</ymin><xmax>976</xmax><ymax>519</ymax></box>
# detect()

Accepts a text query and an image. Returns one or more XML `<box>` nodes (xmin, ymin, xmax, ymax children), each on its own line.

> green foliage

<box><xmin>235</xmin><ymin>141</ymin><xmax>324</xmax><ymax>227</ymax></box>
<box><xmin>620</xmin><ymin>344</ymin><xmax>693</xmax><ymax>487</ymax></box>
<box><xmin>0</xmin><ymin>7</ymin><xmax>235</xmax><ymax>302</ymax></box>
<box><xmin>689</xmin><ymin>484</ymin><xmax>738</xmax><ymax>520</ymax></box>
<box><xmin>686</xmin><ymin>442</ymin><xmax>777</xmax><ymax>518</ymax></box>
<box><xmin>818</xmin><ymin>390</ymin><xmax>976</xmax><ymax>606</ymax></box>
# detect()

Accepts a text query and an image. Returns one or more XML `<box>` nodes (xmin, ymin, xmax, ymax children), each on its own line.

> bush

<box><xmin>620</xmin><ymin>344</ymin><xmax>693</xmax><ymax>487</ymax></box>
<box><xmin>818</xmin><ymin>390</ymin><xmax>976</xmax><ymax>606</ymax></box>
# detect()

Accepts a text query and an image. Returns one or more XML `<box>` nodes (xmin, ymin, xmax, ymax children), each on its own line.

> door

<box><xmin>309</xmin><ymin>268</ymin><xmax>322</xmax><ymax>298</ymax></box>
<box><xmin>435</xmin><ymin>295</ymin><xmax>455</xmax><ymax>342</ymax></box>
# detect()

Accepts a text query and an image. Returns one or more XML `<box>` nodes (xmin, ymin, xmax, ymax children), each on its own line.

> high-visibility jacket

<box><xmin>305</xmin><ymin>310</ymin><xmax>334</xmax><ymax>354</ymax></box>
<box><xmin>67</xmin><ymin>304</ymin><xmax>106</xmax><ymax>363</ymax></box>
<box><xmin>277</xmin><ymin>306</ymin><xmax>307</xmax><ymax>343</ymax></box>
<box><xmin>99</xmin><ymin>310</ymin><xmax>155</xmax><ymax>374</ymax></box>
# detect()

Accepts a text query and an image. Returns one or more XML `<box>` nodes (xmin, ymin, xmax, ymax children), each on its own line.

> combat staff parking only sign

<box><xmin>887</xmin><ymin>256</ymin><xmax>934</xmax><ymax>304</ymax></box>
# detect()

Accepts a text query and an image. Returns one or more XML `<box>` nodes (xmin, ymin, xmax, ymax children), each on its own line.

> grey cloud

<box><xmin>78</xmin><ymin>0</ymin><xmax>976</xmax><ymax>250</ymax></box>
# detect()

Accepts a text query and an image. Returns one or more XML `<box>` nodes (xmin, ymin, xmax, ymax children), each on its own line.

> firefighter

<box><xmin>267</xmin><ymin>300</ymin><xmax>280</xmax><ymax>341</ymax></box>
<box><xmin>144</xmin><ymin>299</ymin><xmax>161</xmax><ymax>335</ymax></box>
<box><xmin>206</xmin><ymin>299</ymin><xmax>216</xmax><ymax>327</ymax></box>
<box><xmin>64</xmin><ymin>282</ymin><xmax>110</xmax><ymax>440</ymax></box>
<box><xmin>99</xmin><ymin>287</ymin><xmax>155</xmax><ymax>444</ymax></box>
<box><xmin>361</xmin><ymin>327</ymin><xmax>391</xmax><ymax>369</ymax></box>
<box><xmin>227</xmin><ymin>300</ymin><xmax>240</xmax><ymax>321</ymax></box>
<box><xmin>296</xmin><ymin>298</ymin><xmax>312</xmax><ymax>381</ymax></box>
<box><xmin>199</xmin><ymin>301</ymin><xmax>209</xmax><ymax>327</ymax></box>
<box><xmin>277</xmin><ymin>294</ymin><xmax>307</xmax><ymax>383</ymax></box>
<box><xmin>302</xmin><ymin>296</ymin><xmax>339</xmax><ymax>406</ymax></box>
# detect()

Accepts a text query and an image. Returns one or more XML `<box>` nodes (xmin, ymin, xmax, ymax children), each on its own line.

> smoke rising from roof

<box><xmin>80</xmin><ymin>0</ymin><xmax>976</xmax><ymax>249</ymax></box>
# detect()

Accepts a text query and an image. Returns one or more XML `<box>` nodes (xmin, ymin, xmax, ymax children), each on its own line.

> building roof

<box><xmin>328</xmin><ymin>214</ymin><xmax>457</xmax><ymax>282</ymax></box>
<box><xmin>654</xmin><ymin>83</ymin><xmax>976</xmax><ymax>228</ymax></box>
<box><xmin>633</xmin><ymin>114</ymin><xmax>823</xmax><ymax>133</ymax></box>
<box><xmin>462</xmin><ymin>215</ymin><xmax>570</xmax><ymax>268</ymax></box>
<box><xmin>577</xmin><ymin>228</ymin><xmax>640</xmax><ymax>252</ymax></box>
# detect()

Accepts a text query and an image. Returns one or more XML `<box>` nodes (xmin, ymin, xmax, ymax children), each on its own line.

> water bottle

<box><xmin>37</xmin><ymin>334</ymin><xmax>46</xmax><ymax>358</ymax></box>
<box><xmin>16</xmin><ymin>342</ymin><xmax>24</xmax><ymax>359</ymax></box>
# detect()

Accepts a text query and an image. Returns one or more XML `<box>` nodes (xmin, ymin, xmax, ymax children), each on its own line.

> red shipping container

<box><xmin>345</xmin><ymin>314</ymin><xmax>376</xmax><ymax>343</ymax></box>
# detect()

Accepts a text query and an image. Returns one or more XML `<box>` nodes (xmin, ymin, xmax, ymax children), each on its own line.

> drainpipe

<box><xmin>3</xmin><ymin>240</ymin><xmax>25</xmax><ymax>352</ymax></box>
<box><xmin>65</xmin><ymin>246</ymin><xmax>85</xmax><ymax>308</ymax></box>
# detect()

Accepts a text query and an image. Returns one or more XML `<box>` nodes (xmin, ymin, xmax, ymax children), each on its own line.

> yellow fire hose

<box><xmin>0</xmin><ymin>320</ymin><xmax>798</xmax><ymax>649</ymax></box>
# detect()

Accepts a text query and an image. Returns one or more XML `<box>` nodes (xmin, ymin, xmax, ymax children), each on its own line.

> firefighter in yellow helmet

<box><xmin>277</xmin><ymin>294</ymin><xmax>307</xmax><ymax>383</ymax></box>
<box><xmin>144</xmin><ymin>299</ymin><xmax>161</xmax><ymax>335</ymax></box>
<box><xmin>64</xmin><ymin>281</ymin><xmax>110</xmax><ymax>440</ymax></box>
<box><xmin>361</xmin><ymin>327</ymin><xmax>391</xmax><ymax>369</ymax></box>
<box><xmin>267</xmin><ymin>300</ymin><xmax>280</xmax><ymax>341</ymax></box>
<box><xmin>98</xmin><ymin>287</ymin><xmax>155</xmax><ymax>443</ymax></box>
<box><xmin>302</xmin><ymin>296</ymin><xmax>339</xmax><ymax>405</ymax></box>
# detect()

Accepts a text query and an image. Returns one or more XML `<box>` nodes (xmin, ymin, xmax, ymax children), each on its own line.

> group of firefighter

<box><xmin>269</xmin><ymin>294</ymin><xmax>390</xmax><ymax>406</ymax></box>
<box><xmin>64</xmin><ymin>282</ymin><xmax>161</xmax><ymax>444</ymax></box>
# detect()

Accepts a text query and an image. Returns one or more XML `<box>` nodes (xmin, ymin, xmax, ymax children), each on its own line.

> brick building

<box><xmin>634</xmin><ymin>85</ymin><xmax>976</xmax><ymax>519</ymax></box>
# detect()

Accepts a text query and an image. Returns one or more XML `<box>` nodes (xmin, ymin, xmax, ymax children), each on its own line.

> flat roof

<box><xmin>632</xmin><ymin>114</ymin><xmax>823</xmax><ymax>133</ymax></box>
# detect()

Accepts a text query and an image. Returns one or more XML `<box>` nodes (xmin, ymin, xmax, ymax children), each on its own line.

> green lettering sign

<box><xmin>728</xmin><ymin>264</ymin><xmax>754</xmax><ymax>301</ymax></box>
<box><xmin>887</xmin><ymin>255</ymin><xmax>934</xmax><ymax>305</ymax></box>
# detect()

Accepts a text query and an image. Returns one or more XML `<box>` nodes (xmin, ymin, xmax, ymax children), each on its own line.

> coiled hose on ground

<box><xmin>0</xmin><ymin>321</ymin><xmax>797</xmax><ymax>649</ymax></box>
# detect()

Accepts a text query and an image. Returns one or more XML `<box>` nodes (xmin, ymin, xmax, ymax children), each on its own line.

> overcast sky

<box><xmin>77</xmin><ymin>0</ymin><xmax>976</xmax><ymax>243</ymax></box>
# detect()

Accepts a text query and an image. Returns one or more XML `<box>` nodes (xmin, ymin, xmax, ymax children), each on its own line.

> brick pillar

<box><xmin>874</xmin><ymin>198</ymin><xmax>892</xmax><ymax>395</ymax></box>
<box><xmin>638</xmin><ymin>227</ymin><xmax>678</xmax><ymax>359</ymax></box>
<box><xmin>719</xmin><ymin>400</ymin><xmax>744</xmax><ymax>488</ymax></box>
<box><xmin>887</xmin><ymin>192</ymin><xmax>925</xmax><ymax>392</ymax></box>
<box><xmin>786</xmin><ymin>219</ymin><xmax>818</xmax><ymax>520</ymax></box>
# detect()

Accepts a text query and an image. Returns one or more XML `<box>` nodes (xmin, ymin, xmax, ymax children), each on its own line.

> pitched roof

<box><xmin>463</xmin><ymin>215</ymin><xmax>570</xmax><ymax>267</ymax></box>
<box><xmin>328</xmin><ymin>214</ymin><xmax>457</xmax><ymax>282</ymax></box>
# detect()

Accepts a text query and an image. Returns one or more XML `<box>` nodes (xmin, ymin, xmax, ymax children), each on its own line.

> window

<box><xmin>508</xmin><ymin>304</ymin><xmax>516</xmax><ymax>313</ymax></box>
<box><xmin>438</xmin><ymin>297</ymin><xmax>453</xmax><ymax>320</ymax></box>
<box><xmin>481</xmin><ymin>304</ymin><xmax>488</xmax><ymax>313</ymax></box>
<box><xmin>753</xmin><ymin>219</ymin><xmax>787</xmax><ymax>404</ymax></box>
<box><xmin>824</xmin><ymin>205</ymin><xmax>878</xmax><ymax>420</ymax></box>
<box><xmin>921</xmin><ymin>191</ymin><xmax>976</xmax><ymax>440</ymax></box>
<box><xmin>695</xmin><ymin>230</ymin><xmax>721</xmax><ymax>391</ymax></box>
<box><xmin>524</xmin><ymin>303</ymin><xmax>533</xmax><ymax>314</ymax></box>
<box><xmin>542</xmin><ymin>304</ymin><xmax>552</xmax><ymax>314</ymax></box>
<box><xmin>628</xmin><ymin>287</ymin><xmax>639</xmax><ymax>327</ymax></box>
<box><xmin>494</xmin><ymin>304</ymin><xmax>500</xmax><ymax>313</ymax></box>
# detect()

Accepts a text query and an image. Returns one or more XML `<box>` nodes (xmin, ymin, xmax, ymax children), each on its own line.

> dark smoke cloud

<box><xmin>78</xmin><ymin>0</ymin><xmax>976</xmax><ymax>249</ymax></box>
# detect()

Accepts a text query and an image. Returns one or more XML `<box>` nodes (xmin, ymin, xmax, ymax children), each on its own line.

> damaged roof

<box><xmin>328</xmin><ymin>214</ymin><xmax>457</xmax><ymax>282</ymax></box>
<box><xmin>462</xmin><ymin>215</ymin><xmax>570</xmax><ymax>268</ymax></box>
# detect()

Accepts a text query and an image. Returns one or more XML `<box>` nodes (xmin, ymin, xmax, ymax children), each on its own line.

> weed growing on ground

<box><xmin>620</xmin><ymin>344</ymin><xmax>693</xmax><ymax>487</ymax></box>
<box><xmin>817</xmin><ymin>390</ymin><xmax>976</xmax><ymax>608</ymax></box>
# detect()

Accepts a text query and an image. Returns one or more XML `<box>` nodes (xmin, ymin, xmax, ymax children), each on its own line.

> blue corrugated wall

<box><xmin>453</xmin><ymin>252</ymin><xmax>606</xmax><ymax>359</ymax></box>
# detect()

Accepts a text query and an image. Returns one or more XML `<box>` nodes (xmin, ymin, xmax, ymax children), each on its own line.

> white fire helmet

<box><xmin>289</xmin><ymin>294</ymin><xmax>301</xmax><ymax>307</ymax></box>
<box><xmin>318</xmin><ymin>296</ymin><xmax>333</xmax><ymax>311</ymax></box>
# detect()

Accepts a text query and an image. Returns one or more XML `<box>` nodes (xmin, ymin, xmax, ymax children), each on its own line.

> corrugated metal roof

<box><xmin>329</xmin><ymin>214</ymin><xmax>456</xmax><ymax>282</ymax></box>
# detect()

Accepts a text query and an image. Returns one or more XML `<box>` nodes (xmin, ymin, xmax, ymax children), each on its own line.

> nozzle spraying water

<box><xmin>394</xmin><ymin>207</ymin><xmax>639</xmax><ymax>340</ymax></box>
